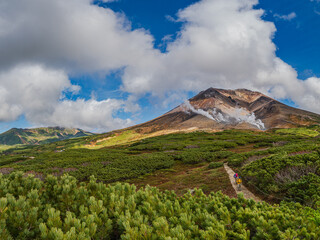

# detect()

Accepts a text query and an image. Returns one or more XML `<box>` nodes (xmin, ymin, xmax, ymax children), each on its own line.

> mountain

<box><xmin>131</xmin><ymin>88</ymin><xmax>320</xmax><ymax>133</ymax></box>
<box><xmin>0</xmin><ymin>127</ymin><xmax>94</xmax><ymax>145</ymax></box>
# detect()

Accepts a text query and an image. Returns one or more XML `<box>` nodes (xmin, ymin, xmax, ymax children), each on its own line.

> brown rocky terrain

<box><xmin>130</xmin><ymin>88</ymin><xmax>320</xmax><ymax>133</ymax></box>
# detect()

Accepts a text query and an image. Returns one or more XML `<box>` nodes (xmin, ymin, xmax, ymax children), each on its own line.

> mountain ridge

<box><xmin>129</xmin><ymin>88</ymin><xmax>320</xmax><ymax>133</ymax></box>
<box><xmin>0</xmin><ymin>126</ymin><xmax>94</xmax><ymax>145</ymax></box>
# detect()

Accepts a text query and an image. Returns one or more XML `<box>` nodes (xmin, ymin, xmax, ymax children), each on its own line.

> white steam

<box><xmin>182</xmin><ymin>100</ymin><xmax>216</xmax><ymax>121</ymax></box>
<box><xmin>226</xmin><ymin>108</ymin><xmax>265</xmax><ymax>130</ymax></box>
<box><xmin>181</xmin><ymin>101</ymin><xmax>265</xmax><ymax>130</ymax></box>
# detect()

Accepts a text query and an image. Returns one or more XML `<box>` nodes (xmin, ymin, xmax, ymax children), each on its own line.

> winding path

<box><xmin>224</xmin><ymin>163</ymin><xmax>261</xmax><ymax>202</ymax></box>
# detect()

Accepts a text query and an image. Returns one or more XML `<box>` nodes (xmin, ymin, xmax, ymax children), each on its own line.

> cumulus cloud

<box><xmin>0</xmin><ymin>65</ymin><xmax>135</xmax><ymax>132</ymax></box>
<box><xmin>0</xmin><ymin>0</ymin><xmax>320</xmax><ymax>132</ymax></box>
<box><xmin>0</xmin><ymin>65</ymin><xmax>73</xmax><ymax>122</ymax></box>
<box><xmin>29</xmin><ymin>98</ymin><xmax>134</xmax><ymax>133</ymax></box>
<box><xmin>0</xmin><ymin>0</ymin><xmax>159</xmax><ymax>73</ymax></box>
<box><xmin>0</xmin><ymin>0</ymin><xmax>157</xmax><ymax>132</ymax></box>
<box><xmin>123</xmin><ymin>0</ymin><xmax>282</xmax><ymax>95</ymax></box>
<box><xmin>274</xmin><ymin>12</ymin><xmax>297</xmax><ymax>21</ymax></box>
<box><xmin>121</xmin><ymin>0</ymin><xmax>320</xmax><ymax>113</ymax></box>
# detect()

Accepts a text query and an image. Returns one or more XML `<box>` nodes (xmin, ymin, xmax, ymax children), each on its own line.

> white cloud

<box><xmin>0</xmin><ymin>0</ymin><xmax>157</xmax><ymax>132</ymax></box>
<box><xmin>0</xmin><ymin>0</ymin><xmax>319</xmax><ymax>133</ymax></box>
<box><xmin>0</xmin><ymin>65</ymin><xmax>136</xmax><ymax>132</ymax></box>
<box><xmin>165</xmin><ymin>15</ymin><xmax>177</xmax><ymax>22</ymax></box>
<box><xmin>121</xmin><ymin>0</ymin><xmax>320</xmax><ymax>113</ymax></box>
<box><xmin>122</xmin><ymin>0</ymin><xmax>279</xmax><ymax>95</ymax></box>
<box><xmin>0</xmin><ymin>0</ymin><xmax>159</xmax><ymax>73</ymax></box>
<box><xmin>297</xmin><ymin>77</ymin><xmax>320</xmax><ymax>112</ymax></box>
<box><xmin>274</xmin><ymin>12</ymin><xmax>297</xmax><ymax>21</ymax></box>
<box><xmin>0</xmin><ymin>65</ymin><xmax>72</xmax><ymax>122</ymax></box>
<box><xmin>30</xmin><ymin>98</ymin><xmax>134</xmax><ymax>133</ymax></box>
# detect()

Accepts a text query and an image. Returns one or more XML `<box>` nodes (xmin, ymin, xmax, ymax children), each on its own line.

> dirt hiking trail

<box><xmin>224</xmin><ymin>163</ymin><xmax>261</xmax><ymax>202</ymax></box>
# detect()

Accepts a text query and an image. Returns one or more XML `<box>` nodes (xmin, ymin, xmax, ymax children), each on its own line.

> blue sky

<box><xmin>258</xmin><ymin>0</ymin><xmax>320</xmax><ymax>79</ymax></box>
<box><xmin>0</xmin><ymin>0</ymin><xmax>320</xmax><ymax>133</ymax></box>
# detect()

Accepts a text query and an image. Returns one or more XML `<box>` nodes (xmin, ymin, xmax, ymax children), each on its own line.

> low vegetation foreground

<box><xmin>0</xmin><ymin>126</ymin><xmax>320</xmax><ymax>239</ymax></box>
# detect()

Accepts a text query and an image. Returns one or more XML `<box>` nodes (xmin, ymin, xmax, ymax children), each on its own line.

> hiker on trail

<box><xmin>234</xmin><ymin>173</ymin><xmax>238</xmax><ymax>183</ymax></box>
<box><xmin>237</xmin><ymin>176</ymin><xmax>242</xmax><ymax>191</ymax></box>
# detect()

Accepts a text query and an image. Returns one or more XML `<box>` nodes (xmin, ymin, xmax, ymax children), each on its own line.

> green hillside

<box><xmin>0</xmin><ymin>126</ymin><xmax>320</xmax><ymax>205</ymax></box>
<box><xmin>0</xmin><ymin>127</ymin><xmax>93</xmax><ymax>145</ymax></box>
<box><xmin>1</xmin><ymin>172</ymin><xmax>319</xmax><ymax>239</ymax></box>
<box><xmin>0</xmin><ymin>127</ymin><xmax>320</xmax><ymax>239</ymax></box>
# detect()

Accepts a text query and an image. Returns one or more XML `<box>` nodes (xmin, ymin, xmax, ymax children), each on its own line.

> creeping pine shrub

<box><xmin>174</xmin><ymin>152</ymin><xmax>203</xmax><ymax>164</ymax></box>
<box><xmin>240</xmin><ymin>150</ymin><xmax>320</xmax><ymax>207</ymax></box>
<box><xmin>228</xmin><ymin>154</ymin><xmax>246</xmax><ymax>167</ymax></box>
<box><xmin>235</xmin><ymin>140</ymin><xmax>247</xmax><ymax>146</ymax></box>
<box><xmin>0</xmin><ymin>172</ymin><xmax>319</xmax><ymax>239</ymax></box>
<box><xmin>212</xmin><ymin>151</ymin><xmax>235</xmax><ymax>160</ymax></box>
<box><xmin>253</xmin><ymin>142</ymin><xmax>273</xmax><ymax>148</ymax></box>
<box><xmin>208</xmin><ymin>162</ymin><xmax>223</xmax><ymax>169</ymax></box>
<box><xmin>174</xmin><ymin>151</ymin><xmax>221</xmax><ymax>164</ymax></box>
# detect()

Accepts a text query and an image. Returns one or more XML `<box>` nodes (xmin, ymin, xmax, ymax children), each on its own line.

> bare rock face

<box><xmin>130</xmin><ymin>88</ymin><xmax>320</xmax><ymax>133</ymax></box>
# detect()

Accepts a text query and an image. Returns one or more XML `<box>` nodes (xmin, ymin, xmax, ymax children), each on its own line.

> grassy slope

<box><xmin>75</xmin><ymin>129</ymin><xmax>194</xmax><ymax>149</ymax></box>
<box><xmin>0</xmin><ymin>127</ymin><xmax>93</xmax><ymax>145</ymax></box>
<box><xmin>0</xmin><ymin>144</ymin><xmax>20</xmax><ymax>153</ymax></box>
<box><xmin>129</xmin><ymin>162</ymin><xmax>236</xmax><ymax>198</ymax></box>
<box><xmin>275</xmin><ymin>127</ymin><xmax>319</xmax><ymax>137</ymax></box>
<box><xmin>1</xmin><ymin>127</ymin><xmax>320</xmax><ymax>239</ymax></box>
<box><xmin>0</xmin><ymin>126</ymin><xmax>319</xmax><ymax>207</ymax></box>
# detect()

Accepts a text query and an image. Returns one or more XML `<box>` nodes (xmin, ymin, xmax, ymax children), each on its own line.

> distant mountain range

<box><xmin>130</xmin><ymin>88</ymin><xmax>320</xmax><ymax>133</ymax></box>
<box><xmin>0</xmin><ymin>127</ymin><xmax>93</xmax><ymax>145</ymax></box>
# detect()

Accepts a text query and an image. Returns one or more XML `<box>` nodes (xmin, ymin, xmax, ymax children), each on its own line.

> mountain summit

<box><xmin>131</xmin><ymin>88</ymin><xmax>320</xmax><ymax>133</ymax></box>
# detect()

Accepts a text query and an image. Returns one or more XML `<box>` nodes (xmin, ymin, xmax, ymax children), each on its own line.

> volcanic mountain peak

<box><xmin>193</xmin><ymin>88</ymin><xmax>263</xmax><ymax>103</ymax></box>
<box><xmin>219</xmin><ymin>88</ymin><xmax>266</xmax><ymax>103</ymax></box>
<box><xmin>131</xmin><ymin>88</ymin><xmax>320</xmax><ymax>133</ymax></box>
<box><xmin>179</xmin><ymin>89</ymin><xmax>266</xmax><ymax>130</ymax></box>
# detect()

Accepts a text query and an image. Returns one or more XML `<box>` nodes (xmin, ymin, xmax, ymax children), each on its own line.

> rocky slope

<box><xmin>131</xmin><ymin>88</ymin><xmax>320</xmax><ymax>133</ymax></box>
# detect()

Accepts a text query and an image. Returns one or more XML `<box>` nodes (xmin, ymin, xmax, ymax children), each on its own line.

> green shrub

<box><xmin>253</xmin><ymin>142</ymin><xmax>273</xmax><ymax>148</ymax></box>
<box><xmin>208</xmin><ymin>162</ymin><xmax>223</xmax><ymax>169</ymax></box>
<box><xmin>0</xmin><ymin>172</ymin><xmax>319</xmax><ymax>239</ymax></box>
